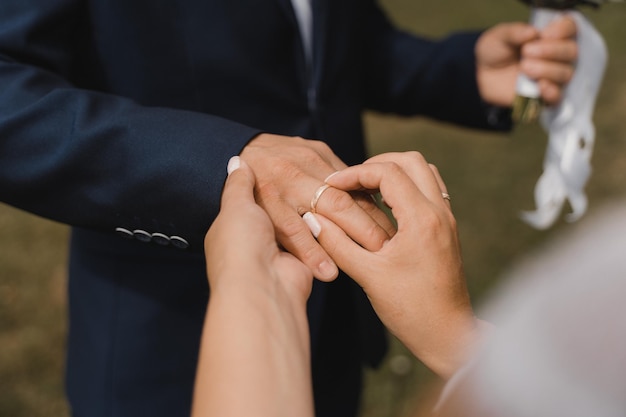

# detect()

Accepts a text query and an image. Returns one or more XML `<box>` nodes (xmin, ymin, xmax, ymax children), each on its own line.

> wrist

<box><xmin>209</xmin><ymin>264</ymin><xmax>304</xmax><ymax>315</ymax></box>
<box><xmin>409</xmin><ymin>313</ymin><xmax>490</xmax><ymax>380</ymax></box>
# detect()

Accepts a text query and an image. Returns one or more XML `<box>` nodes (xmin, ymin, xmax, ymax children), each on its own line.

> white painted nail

<box><xmin>227</xmin><ymin>156</ymin><xmax>240</xmax><ymax>175</ymax></box>
<box><xmin>303</xmin><ymin>212</ymin><xmax>322</xmax><ymax>238</ymax></box>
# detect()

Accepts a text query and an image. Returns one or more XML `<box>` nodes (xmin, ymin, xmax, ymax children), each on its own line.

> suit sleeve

<box><xmin>0</xmin><ymin>0</ymin><xmax>261</xmax><ymax>251</ymax></box>
<box><xmin>361</xmin><ymin>1</ymin><xmax>512</xmax><ymax>131</ymax></box>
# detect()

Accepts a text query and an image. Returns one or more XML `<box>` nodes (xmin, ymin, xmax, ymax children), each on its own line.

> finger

<box><xmin>428</xmin><ymin>164</ymin><xmax>447</xmax><ymax>194</ymax></box>
<box><xmin>522</xmin><ymin>39</ymin><xmax>578</xmax><ymax>63</ymax></box>
<box><xmin>364</xmin><ymin>152</ymin><xmax>449</xmax><ymax>209</ymax></box>
<box><xmin>428</xmin><ymin>164</ymin><xmax>451</xmax><ymax>209</ymax></box>
<box><xmin>311</xmin><ymin>213</ymin><xmax>376</xmax><ymax>288</ymax></box>
<box><xmin>261</xmin><ymin>196</ymin><xmax>338</xmax><ymax>282</ymax></box>
<box><xmin>497</xmin><ymin>22</ymin><xmax>539</xmax><ymax>48</ymax></box>
<box><xmin>312</xmin><ymin>186</ymin><xmax>393</xmax><ymax>251</ymax></box>
<box><xmin>541</xmin><ymin>15</ymin><xmax>577</xmax><ymax>40</ymax></box>
<box><xmin>206</xmin><ymin>157</ymin><xmax>269</xmax><ymax>278</ymax></box>
<box><xmin>306</xmin><ymin>139</ymin><xmax>349</xmax><ymax>172</ymax></box>
<box><xmin>325</xmin><ymin>160</ymin><xmax>432</xmax><ymax>227</ymax></box>
<box><xmin>520</xmin><ymin>58</ymin><xmax>574</xmax><ymax>86</ymax></box>
<box><xmin>220</xmin><ymin>157</ymin><xmax>257</xmax><ymax>210</ymax></box>
<box><xmin>351</xmin><ymin>191</ymin><xmax>397</xmax><ymax>238</ymax></box>
<box><xmin>537</xmin><ymin>79</ymin><xmax>563</xmax><ymax>106</ymax></box>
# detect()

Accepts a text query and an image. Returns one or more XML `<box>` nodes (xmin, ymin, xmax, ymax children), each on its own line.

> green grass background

<box><xmin>1</xmin><ymin>1</ymin><xmax>625</xmax><ymax>416</ymax></box>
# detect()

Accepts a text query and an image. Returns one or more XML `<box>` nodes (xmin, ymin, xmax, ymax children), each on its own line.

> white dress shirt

<box><xmin>290</xmin><ymin>0</ymin><xmax>313</xmax><ymax>65</ymax></box>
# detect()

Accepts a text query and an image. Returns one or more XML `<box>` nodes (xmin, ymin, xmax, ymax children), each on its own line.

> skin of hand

<box><xmin>476</xmin><ymin>16</ymin><xmax>578</xmax><ymax>107</ymax></box>
<box><xmin>240</xmin><ymin>133</ymin><xmax>396</xmax><ymax>281</ymax></box>
<box><xmin>193</xmin><ymin>157</ymin><xmax>315</xmax><ymax>417</ymax></box>
<box><xmin>306</xmin><ymin>152</ymin><xmax>489</xmax><ymax>380</ymax></box>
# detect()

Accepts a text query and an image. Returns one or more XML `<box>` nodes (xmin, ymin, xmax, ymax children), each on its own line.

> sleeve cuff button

<box><xmin>170</xmin><ymin>236</ymin><xmax>189</xmax><ymax>250</ymax></box>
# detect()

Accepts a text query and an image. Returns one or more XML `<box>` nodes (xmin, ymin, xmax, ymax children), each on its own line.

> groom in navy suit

<box><xmin>0</xmin><ymin>0</ymin><xmax>576</xmax><ymax>416</ymax></box>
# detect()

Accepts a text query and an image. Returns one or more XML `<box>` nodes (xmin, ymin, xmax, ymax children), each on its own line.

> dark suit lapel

<box><xmin>274</xmin><ymin>0</ymin><xmax>298</xmax><ymax>26</ymax></box>
<box><xmin>311</xmin><ymin>0</ymin><xmax>327</xmax><ymax>88</ymax></box>
<box><xmin>274</xmin><ymin>0</ymin><xmax>327</xmax><ymax>93</ymax></box>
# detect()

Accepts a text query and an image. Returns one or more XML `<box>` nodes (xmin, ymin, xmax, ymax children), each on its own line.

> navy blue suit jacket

<box><xmin>0</xmin><ymin>1</ymin><xmax>509</xmax><ymax>416</ymax></box>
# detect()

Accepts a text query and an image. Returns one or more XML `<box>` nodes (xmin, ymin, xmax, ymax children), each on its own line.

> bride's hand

<box><xmin>205</xmin><ymin>156</ymin><xmax>312</xmax><ymax>302</ymax></box>
<box><xmin>306</xmin><ymin>151</ymin><xmax>487</xmax><ymax>379</ymax></box>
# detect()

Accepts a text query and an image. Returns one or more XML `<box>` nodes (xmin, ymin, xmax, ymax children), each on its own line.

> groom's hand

<box><xmin>240</xmin><ymin>133</ymin><xmax>396</xmax><ymax>281</ymax></box>
<box><xmin>476</xmin><ymin>17</ymin><xmax>578</xmax><ymax>107</ymax></box>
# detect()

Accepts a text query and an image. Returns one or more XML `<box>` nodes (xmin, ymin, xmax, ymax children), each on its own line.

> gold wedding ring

<box><xmin>442</xmin><ymin>192</ymin><xmax>451</xmax><ymax>201</ymax></box>
<box><xmin>311</xmin><ymin>184</ymin><xmax>332</xmax><ymax>213</ymax></box>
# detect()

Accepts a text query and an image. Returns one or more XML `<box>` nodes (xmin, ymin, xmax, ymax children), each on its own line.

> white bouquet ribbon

<box><xmin>520</xmin><ymin>10</ymin><xmax>607</xmax><ymax>229</ymax></box>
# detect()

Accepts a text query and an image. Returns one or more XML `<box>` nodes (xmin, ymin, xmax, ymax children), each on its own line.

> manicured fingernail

<box><xmin>324</xmin><ymin>171</ymin><xmax>340</xmax><ymax>183</ymax></box>
<box><xmin>227</xmin><ymin>156</ymin><xmax>240</xmax><ymax>175</ymax></box>
<box><xmin>318</xmin><ymin>260</ymin><xmax>338</xmax><ymax>280</ymax></box>
<box><xmin>303</xmin><ymin>212</ymin><xmax>321</xmax><ymax>238</ymax></box>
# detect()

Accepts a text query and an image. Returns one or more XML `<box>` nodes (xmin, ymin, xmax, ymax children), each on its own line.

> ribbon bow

<box><xmin>520</xmin><ymin>11</ymin><xmax>608</xmax><ymax>229</ymax></box>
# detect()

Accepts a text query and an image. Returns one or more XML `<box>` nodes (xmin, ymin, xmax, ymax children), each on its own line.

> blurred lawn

<box><xmin>362</xmin><ymin>1</ymin><xmax>626</xmax><ymax>416</ymax></box>
<box><xmin>1</xmin><ymin>1</ymin><xmax>625</xmax><ymax>416</ymax></box>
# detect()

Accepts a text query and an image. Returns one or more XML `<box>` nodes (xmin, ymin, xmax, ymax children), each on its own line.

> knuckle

<box><xmin>421</xmin><ymin>207</ymin><xmax>458</xmax><ymax>240</ymax></box>
<box><xmin>404</xmin><ymin>150</ymin><xmax>426</xmax><ymax>164</ymax></box>
<box><xmin>383</xmin><ymin>161</ymin><xmax>404</xmax><ymax>176</ymax></box>
<box><xmin>362</xmin><ymin>222</ymin><xmax>387</xmax><ymax>249</ymax></box>
<box><xmin>276</xmin><ymin>217</ymin><xmax>322</xmax><ymax>265</ymax></box>
<box><xmin>309</xmin><ymin>139</ymin><xmax>331</xmax><ymax>154</ymax></box>
<box><xmin>389</xmin><ymin>151</ymin><xmax>428</xmax><ymax>172</ymax></box>
<box><xmin>564</xmin><ymin>66</ymin><xmax>575</xmax><ymax>83</ymax></box>
<box><xmin>299</xmin><ymin>243</ymin><xmax>323</xmax><ymax>266</ymax></box>
<box><xmin>420</xmin><ymin>210</ymin><xmax>445</xmax><ymax>235</ymax></box>
<box><xmin>255</xmin><ymin>180</ymin><xmax>280</xmax><ymax>201</ymax></box>
<box><xmin>270</xmin><ymin>158</ymin><xmax>305</xmax><ymax>180</ymax></box>
<box><xmin>324</xmin><ymin>189</ymin><xmax>356</xmax><ymax>213</ymax></box>
<box><xmin>445</xmin><ymin>210</ymin><xmax>458</xmax><ymax>230</ymax></box>
<box><xmin>352</xmin><ymin>191</ymin><xmax>376</xmax><ymax>207</ymax></box>
<box><xmin>277</xmin><ymin>216</ymin><xmax>306</xmax><ymax>242</ymax></box>
<box><xmin>318</xmin><ymin>234</ymin><xmax>339</xmax><ymax>258</ymax></box>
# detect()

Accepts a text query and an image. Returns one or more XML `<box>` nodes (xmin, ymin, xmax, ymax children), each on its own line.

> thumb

<box><xmin>498</xmin><ymin>22</ymin><xmax>538</xmax><ymax>48</ymax></box>
<box><xmin>220</xmin><ymin>156</ymin><xmax>256</xmax><ymax>210</ymax></box>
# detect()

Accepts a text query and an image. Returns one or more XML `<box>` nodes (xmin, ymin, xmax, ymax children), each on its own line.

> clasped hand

<box><xmin>236</xmin><ymin>17</ymin><xmax>578</xmax><ymax>282</ymax></box>
<box><xmin>208</xmin><ymin>151</ymin><xmax>485</xmax><ymax>379</ymax></box>
<box><xmin>240</xmin><ymin>133</ymin><xmax>396</xmax><ymax>281</ymax></box>
<box><xmin>476</xmin><ymin>16</ymin><xmax>578</xmax><ymax>107</ymax></box>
